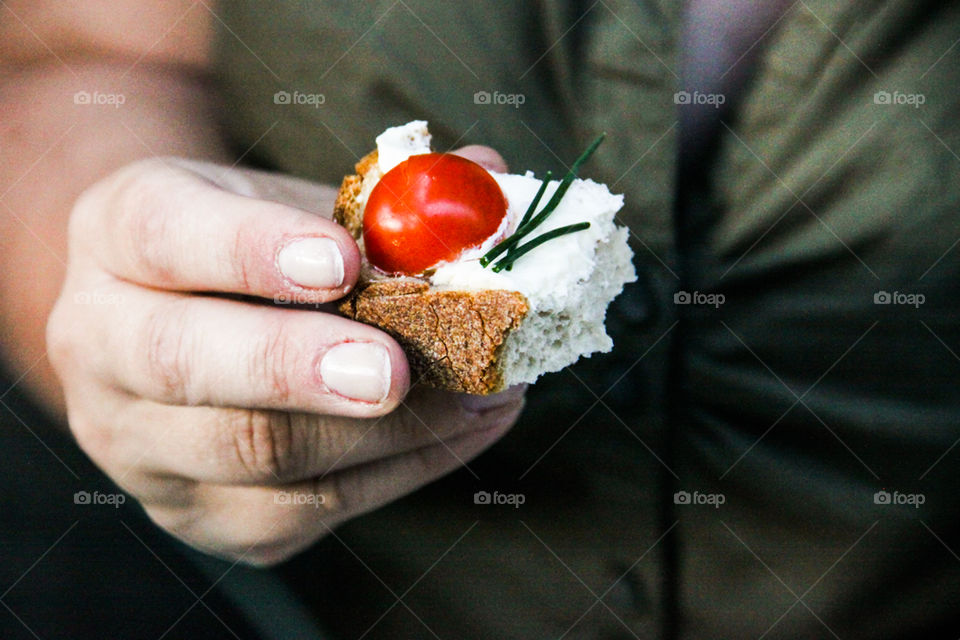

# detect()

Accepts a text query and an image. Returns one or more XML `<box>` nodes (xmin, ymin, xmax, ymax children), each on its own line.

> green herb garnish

<box><xmin>480</xmin><ymin>133</ymin><xmax>605</xmax><ymax>271</ymax></box>
<box><xmin>517</xmin><ymin>170</ymin><xmax>552</xmax><ymax>230</ymax></box>
<box><xmin>491</xmin><ymin>222</ymin><xmax>591</xmax><ymax>272</ymax></box>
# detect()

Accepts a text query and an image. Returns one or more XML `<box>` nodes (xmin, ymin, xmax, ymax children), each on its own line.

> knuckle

<box><xmin>102</xmin><ymin>159</ymin><xmax>194</xmax><ymax>281</ymax></box>
<box><xmin>118</xmin><ymin>171</ymin><xmax>175</xmax><ymax>279</ymax></box>
<box><xmin>224</xmin><ymin>410</ymin><xmax>299</xmax><ymax>483</ymax></box>
<box><xmin>46</xmin><ymin>280</ymin><xmax>121</xmax><ymax>379</ymax></box>
<box><xmin>316</xmin><ymin>470</ymin><xmax>363</xmax><ymax>516</ymax></box>
<box><xmin>68</xmin><ymin>158</ymin><xmax>183</xmax><ymax>262</ymax></box>
<box><xmin>45</xmin><ymin>301</ymin><xmax>77</xmax><ymax>372</ymax></box>
<box><xmin>142</xmin><ymin>299</ymin><xmax>195</xmax><ymax>401</ymax></box>
<box><xmin>66</xmin><ymin>411</ymin><xmax>116</xmax><ymax>468</ymax></box>
<box><xmin>67</xmin><ymin>182</ymin><xmax>103</xmax><ymax>249</ymax></box>
<box><xmin>247</xmin><ymin>323</ymin><xmax>296</xmax><ymax>405</ymax></box>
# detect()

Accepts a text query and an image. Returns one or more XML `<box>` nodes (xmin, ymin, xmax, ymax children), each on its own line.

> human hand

<box><xmin>46</xmin><ymin>151</ymin><xmax>523</xmax><ymax>565</ymax></box>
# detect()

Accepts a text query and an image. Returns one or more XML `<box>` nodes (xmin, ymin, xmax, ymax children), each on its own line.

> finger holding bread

<box><xmin>63</xmin><ymin>280</ymin><xmax>408</xmax><ymax>416</ymax></box>
<box><xmin>65</xmin><ymin>376</ymin><xmax>522</xmax><ymax>565</ymax></box>
<box><xmin>139</xmin><ymin>403</ymin><xmax>519</xmax><ymax>566</ymax></box>
<box><xmin>70</xmin><ymin>157</ymin><xmax>361</xmax><ymax>301</ymax></box>
<box><xmin>82</xmin><ymin>386</ymin><xmax>521</xmax><ymax>490</ymax></box>
<box><xmin>450</xmin><ymin>144</ymin><xmax>509</xmax><ymax>173</ymax></box>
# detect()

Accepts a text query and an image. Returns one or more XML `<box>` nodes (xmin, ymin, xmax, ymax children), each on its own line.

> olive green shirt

<box><xmin>214</xmin><ymin>2</ymin><xmax>960</xmax><ymax>638</ymax></box>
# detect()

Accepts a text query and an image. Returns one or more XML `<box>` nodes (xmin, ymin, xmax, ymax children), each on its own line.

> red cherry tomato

<box><xmin>362</xmin><ymin>153</ymin><xmax>507</xmax><ymax>275</ymax></box>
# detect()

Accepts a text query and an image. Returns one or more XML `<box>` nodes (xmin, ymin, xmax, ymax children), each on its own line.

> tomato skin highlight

<box><xmin>362</xmin><ymin>153</ymin><xmax>508</xmax><ymax>275</ymax></box>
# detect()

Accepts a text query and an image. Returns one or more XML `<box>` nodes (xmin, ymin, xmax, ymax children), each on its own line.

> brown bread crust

<box><xmin>333</xmin><ymin>150</ymin><xmax>529</xmax><ymax>394</ymax></box>
<box><xmin>333</xmin><ymin>150</ymin><xmax>379</xmax><ymax>237</ymax></box>
<box><xmin>339</xmin><ymin>280</ymin><xmax>528</xmax><ymax>394</ymax></box>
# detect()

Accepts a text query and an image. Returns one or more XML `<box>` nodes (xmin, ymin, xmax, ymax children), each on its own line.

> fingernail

<box><xmin>460</xmin><ymin>384</ymin><xmax>527</xmax><ymax>415</ymax></box>
<box><xmin>319</xmin><ymin>342</ymin><xmax>391</xmax><ymax>403</ymax></box>
<box><xmin>278</xmin><ymin>237</ymin><xmax>344</xmax><ymax>289</ymax></box>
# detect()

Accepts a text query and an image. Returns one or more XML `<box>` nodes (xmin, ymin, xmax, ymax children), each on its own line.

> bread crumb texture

<box><xmin>339</xmin><ymin>280</ymin><xmax>528</xmax><ymax>394</ymax></box>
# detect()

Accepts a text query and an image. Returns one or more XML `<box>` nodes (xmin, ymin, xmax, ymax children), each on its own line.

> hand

<box><xmin>46</xmin><ymin>151</ymin><xmax>524</xmax><ymax>565</ymax></box>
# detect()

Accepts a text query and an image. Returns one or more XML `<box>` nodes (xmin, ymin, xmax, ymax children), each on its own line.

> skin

<box><xmin>1</xmin><ymin>1</ymin><xmax>521</xmax><ymax>565</ymax></box>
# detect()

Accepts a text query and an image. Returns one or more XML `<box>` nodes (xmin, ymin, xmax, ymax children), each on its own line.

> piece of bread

<box><xmin>335</xmin><ymin>151</ymin><xmax>529</xmax><ymax>394</ymax></box>
<box><xmin>334</xmin><ymin>124</ymin><xmax>635</xmax><ymax>396</ymax></box>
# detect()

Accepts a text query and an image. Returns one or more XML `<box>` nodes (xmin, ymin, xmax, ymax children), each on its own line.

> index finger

<box><xmin>72</xmin><ymin>158</ymin><xmax>360</xmax><ymax>302</ymax></box>
<box><xmin>451</xmin><ymin>145</ymin><xmax>509</xmax><ymax>173</ymax></box>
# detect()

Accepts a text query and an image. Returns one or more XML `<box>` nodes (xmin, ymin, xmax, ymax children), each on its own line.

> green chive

<box><xmin>479</xmin><ymin>223</ymin><xmax>524</xmax><ymax>267</ymax></box>
<box><xmin>492</xmin><ymin>222</ymin><xmax>591</xmax><ymax>272</ymax></box>
<box><xmin>518</xmin><ymin>170</ymin><xmax>552</xmax><ymax>229</ymax></box>
<box><xmin>515</xmin><ymin>133</ymin><xmax>605</xmax><ymax>237</ymax></box>
<box><xmin>481</xmin><ymin>133</ymin><xmax>604</xmax><ymax>270</ymax></box>
<box><xmin>480</xmin><ymin>171</ymin><xmax>553</xmax><ymax>267</ymax></box>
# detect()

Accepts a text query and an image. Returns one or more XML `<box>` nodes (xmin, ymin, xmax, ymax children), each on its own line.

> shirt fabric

<box><xmin>211</xmin><ymin>1</ymin><xmax>960</xmax><ymax>638</ymax></box>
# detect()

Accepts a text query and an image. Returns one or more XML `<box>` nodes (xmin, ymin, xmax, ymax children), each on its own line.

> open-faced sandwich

<box><xmin>334</xmin><ymin>121</ymin><xmax>635</xmax><ymax>394</ymax></box>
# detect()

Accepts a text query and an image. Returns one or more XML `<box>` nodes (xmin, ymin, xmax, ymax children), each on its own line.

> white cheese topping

<box><xmin>375</xmin><ymin>120</ymin><xmax>431</xmax><ymax>173</ymax></box>
<box><xmin>431</xmin><ymin>172</ymin><xmax>625</xmax><ymax>301</ymax></box>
